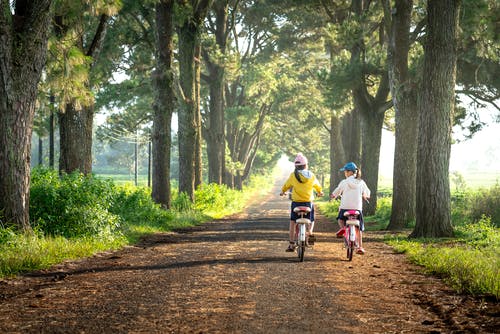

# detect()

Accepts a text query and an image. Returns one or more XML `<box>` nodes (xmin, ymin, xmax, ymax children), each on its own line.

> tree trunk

<box><xmin>0</xmin><ymin>0</ymin><xmax>53</xmax><ymax>230</ymax></box>
<box><xmin>412</xmin><ymin>0</ymin><xmax>460</xmax><ymax>238</ymax></box>
<box><xmin>58</xmin><ymin>14</ymin><xmax>109</xmax><ymax>175</ymax></box>
<box><xmin>49</xmin><ymin>106</ymin><xmax>55</xmax><ymax>168</ymax></box>
<box><xmin>330</xmin><ymin>114</ymin><xmax>345</xmax><ymax>193</ymax></box>
<box><xmin>359</xmin><ymin>107</ymin><xmax>385</xmax><ymax>215</ymax></box>
<box><xmin>194</xmin><ymin>42</ymin><xmax>203</xmax><ymax>188</ymax></box>
<box><xmin>204</xmin><ymin>1</ymin><xmax>228</xmax><ymax>185</ymax></box>
<box><xmin>384</xmin><ymin>0</ymin><xmax>418</xmax><ymax>231</ymax></box>
<box><xmin>151</xmin><ymin>0</ymin><xmax>174</xmax><ymax>209</ymax></box>
<box><xmin>226</xmin><ymin>104</ymin><xmax>268</xmax><ymax>189</ymax></box>
<box><xmin>59</xmin><ymin>103</ymin><xmax>94</xmax><ymax>174</ymax></box>
<box><xmin>38</xmin><ymin>137</ymin><xmax>43</xmax><ymax>166</ymax></box>
<box><xmin>176</xmin><ymin>0</ymin><xmax>213</xmax><ymax>200</ymax></box>
<box><xmin>342</xmin><ymin>109</ymin><xmax>361</xmax><ymax>164</ymax></box>
<box><xmin>178</xmin><ymin>22</ymin><xmax>198</xmax><ymax>201</ymax></box>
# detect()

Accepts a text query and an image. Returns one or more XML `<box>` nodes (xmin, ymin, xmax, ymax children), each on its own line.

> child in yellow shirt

<box><xmin>280</xmin><ymin>153</ymin><xmax>323</xmax><ymax>252</ymax></box>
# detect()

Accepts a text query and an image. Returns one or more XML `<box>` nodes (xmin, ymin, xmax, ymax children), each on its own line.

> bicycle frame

<box><xmin>343</xmin><ymin>210</ymin><xmax>360</xmax><ymax>261</ymax></box>
<box><xmin>294</xmin><ymin>206</ymin><xmax>311</xmax><ymax>262</ymax></box>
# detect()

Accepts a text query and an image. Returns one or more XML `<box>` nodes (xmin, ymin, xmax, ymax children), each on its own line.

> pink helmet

<box><xmin>294</xmin><ymin>153</ymin><xmax>308</xmax><ymax>166</ymax></box>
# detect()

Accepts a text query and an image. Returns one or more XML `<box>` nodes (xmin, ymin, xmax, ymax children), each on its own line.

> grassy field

<box><xmin>378</xmin><ymin>171</ymin><xmax>499</xmax><ymax>190</ymax></box>
<box><xmin>95</xmin><ymin>173</ymin><xmax>150</xmax><ymax>186</ymax></box>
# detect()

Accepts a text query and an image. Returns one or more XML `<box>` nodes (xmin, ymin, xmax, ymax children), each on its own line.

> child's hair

<box><xmin>355</xmin><ymin>168</ymin><xmax>362</xmax><ymax>179</ymax></box>
<box><xmin>294</xmin><ymin>165</ymin><xmax>305</xmax><ymax>183</ymax></box>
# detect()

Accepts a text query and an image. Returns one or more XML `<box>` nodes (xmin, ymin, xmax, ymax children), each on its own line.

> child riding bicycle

<box><xmin>280</xmin><ymin>153</ymin><xmax>323</xmax><ymax>252</ymax></box>
<box><xmin>330</xmin><ymin>162</ymin><xmax>370</xmax><ymax>254</ymax></box>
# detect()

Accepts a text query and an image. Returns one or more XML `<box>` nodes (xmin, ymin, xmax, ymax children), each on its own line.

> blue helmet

<box><xmin>340</xmin><ymin>162</ymin><xmax>358</xmax><ymax>172</ymax></box>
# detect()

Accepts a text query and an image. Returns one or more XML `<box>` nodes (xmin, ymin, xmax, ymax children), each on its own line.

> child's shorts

<box><xmin>336</xmin><ymin>209</ymin><xmax>365</xmax><ymax>231</ymax></box>
<box><xmin>290</xmin><ymin>201</ymin><xmax>314</xmax><ymax>222</ymax></box>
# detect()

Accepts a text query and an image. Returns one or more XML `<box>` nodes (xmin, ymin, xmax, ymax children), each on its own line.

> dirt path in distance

<box><xmin>0</xmin><ymin>177</ymin><xmax>498</xmax><ymax>333</ymax></box>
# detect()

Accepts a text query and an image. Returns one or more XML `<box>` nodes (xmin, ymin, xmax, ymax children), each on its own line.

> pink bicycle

<box><xmin>342</xmin><ymin>210</ymin><xmax>361</xmax><ymax>261</ymax></box>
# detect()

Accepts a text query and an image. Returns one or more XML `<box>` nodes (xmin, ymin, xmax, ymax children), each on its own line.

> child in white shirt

<box><xmin>330</xmin><ymin>162</ymin><xmax>370</xmax><ymax>254</ymax></box>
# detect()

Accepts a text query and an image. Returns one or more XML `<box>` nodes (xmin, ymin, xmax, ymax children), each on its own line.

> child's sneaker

<box><xmin>356</xmin><ymin>247</ymin><xmax>365</xmax><ymax>255</ymax></box>
<box><xmin>308</xmin><ymin>234</ymin><xmax>316</xmax><ymax>245</ymax></box>
<box><xmin>286</xmin><ymin>243</ymin><xmax>296</xmax><ymax>252</ymax></box>
<box><xmin>336</xmin><ymin>229</ymin><xmax>345</xmax><ymax>238</ymax></box>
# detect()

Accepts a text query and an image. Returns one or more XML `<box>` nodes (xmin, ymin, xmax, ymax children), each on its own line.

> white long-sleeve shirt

<box><xmin>331</xmin><ymin>175</ymin><xmax>370</xmax><ymax>211</ymax></box>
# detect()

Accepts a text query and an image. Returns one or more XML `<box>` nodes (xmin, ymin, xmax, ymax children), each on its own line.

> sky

<box><xmin>378</xmin><ymin>121</ymin><xmax>500</xmax><ymax>178</ymax></box>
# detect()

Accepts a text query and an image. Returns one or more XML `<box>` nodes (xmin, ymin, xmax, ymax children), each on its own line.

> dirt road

<box><xmin>0</xmin><ymin>178</ymin><xmax>498</xmax><ymax>333</ymax></box>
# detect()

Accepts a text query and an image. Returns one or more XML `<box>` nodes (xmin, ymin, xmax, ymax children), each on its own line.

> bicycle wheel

<box><xmin>298</xmin><ymin>241</ymin><xmax>305</xmax><ymax>262</ymax></box>
<box><xmin>347</xmin><ymin>242</ymin><xmax>353</xmax><ymax>261</ymax></box>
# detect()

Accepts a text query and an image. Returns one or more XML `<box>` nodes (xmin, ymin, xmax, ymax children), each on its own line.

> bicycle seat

<box><xmin>344</xmin><ymin>210</ymin><xmax>360</xmax><ymax>216</ymax></box>
<box><xmin>293</xmin><ymin>206</ymin><xmax>311</xmax><ymax>213</ymax></box>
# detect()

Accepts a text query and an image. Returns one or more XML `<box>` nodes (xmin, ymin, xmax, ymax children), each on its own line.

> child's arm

<box><xmin>280</xmin><ymin>175</ymin><xmax>293</xmax><ymax>195</ymax></box>
<box><xmin>330</xmin><ymin>183</ymin><xmax>343</xmax><ymax>199</ymax></box>
<box><xmin>362</xmin><ymin>181</ymin><xmax>371</xmax><ymax>200</ymax></box>
<box><xmin>313</xmin><ymin>178</ymin><xmax>324</xmax><ymax>197</ymax></box>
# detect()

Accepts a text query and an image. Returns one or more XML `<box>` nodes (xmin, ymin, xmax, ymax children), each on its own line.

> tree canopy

<box><xmin>1</xmin><ymin>0</ymin><xmax>498</xmax><ymax>238</ymax></box>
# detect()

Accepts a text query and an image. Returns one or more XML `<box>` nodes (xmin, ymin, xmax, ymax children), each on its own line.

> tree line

<box><xmin>0</xmin><ymin>0</ymin><xmax>498</xmax><ymax>237</ymax></box>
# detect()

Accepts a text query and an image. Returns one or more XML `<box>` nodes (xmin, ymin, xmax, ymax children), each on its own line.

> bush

<box><xmin>452</xmin><ymin>184</ymin><xmax>500</xmax><ymax>227</ymax></box>
<box><xmin>194</xmin><ymin>183</ymin><xmax>243</xmax><ymax>218</ymax></box>
<box><xmin>469</xmin><ymin>185</ymin><xmax>500</xmax><ymax>226</ymax></box>
<box><xmin>30</xmin><ymin>168</ymin><xmax>121</xmax><ymax>238</ymax></box>
<box><xmin>109</xmin><ymin>185</ymin><xmax>175</xmax><ymax>231</ymax></box>
<box><xmin>454</xmin><ymin>216</ymin><xmax>500</xmax><ymax>249</ymax></box>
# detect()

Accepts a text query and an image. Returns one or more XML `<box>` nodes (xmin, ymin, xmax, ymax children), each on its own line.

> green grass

<box><xmin>0</xmin><ymin>168</ymin><xmax>277</xmax><ymax>278</ymax></box>
<box><xmin>318</xmin><ymin>190</ymin><xmax>499</xmax><ymax>299</ymax></box>
<box><xmin>0</xmin><ymin>230</ymin><xmax>126</xmax><ymax>277</ymax></box>
<box><xmin>95</xmin><ymin>173</ymin><xmax>150</xmax><ymax>186</ymax></box>
<box><xmin>387</xmin><ymin>218</ymin><xmax>499</xmax><ymax>299</ymax></box>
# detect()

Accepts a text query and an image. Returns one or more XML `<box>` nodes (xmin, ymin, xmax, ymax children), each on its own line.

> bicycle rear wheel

<box><xmin>347</xmin><ymin>242</ymin><xmax>353</xmax><ymax>261</ymax></box>
<box><xmin>297</xmin><ymin>241</ymin><xmax>305</xmax><ymax>262</ymax></box>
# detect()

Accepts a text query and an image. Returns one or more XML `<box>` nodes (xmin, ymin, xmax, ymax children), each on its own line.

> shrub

<box><xmin>171</xmin><ymin>191</ymin><xmax>194</xmax><ymax>212</ymax></box>
<box><xmin>194</xmin><ymin>183</ymin><xmax>243</xmax><ymax>218</ymax></box>
<box><xmin>109</xmin><ymin>185</ymin><xmax>175</xmax><ymax>231</ymax></box>
<box><xmin>469</xmin><ymin>184</ymin><xmax>500</xmax><ymax>226</ymax></box>
<box><xmin>452</xmin><ymin>184</ymin><xmax>500</xmax><ymax>227</ymax></box>
<box><xmin>30</xmin><ymin>168</ymin><xmax>121</xmax><ymax>238</ymax></box>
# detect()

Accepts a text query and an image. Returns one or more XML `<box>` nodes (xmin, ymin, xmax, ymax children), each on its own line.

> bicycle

<box><xmin>342</xmin><ymin>210</ymin><xmax>361</xmax><ymax>261</ymax></box>
<box><xmin>293</xmin><ymin>206</ymin><xmax>311</xmax><ymax>262</ymax></box>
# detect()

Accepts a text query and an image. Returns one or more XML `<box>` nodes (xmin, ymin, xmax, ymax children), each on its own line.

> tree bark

<box><xmin>58</xmin><ymin>14</ymin><xmax>110</xmax><ymax>175</ymax></box>
<box><xmin>329</xmin><ymin>114</ymin><xmax>345</xmax><ymax>193</ymax></box>
<box><xmin>384</xmin><ymin>0</ymin><xmax>418</xmax><ymax>230</ymax></box>
<box><xmin>176</xmin><ymin>0</ymin><xmax>213</xmax><ymax>201</ymax></box>
<box><xmin>226</xmin><ymin>104</ymin><xmax>268</xmax><ymax>190</ymax></box>
<box><xmin>359</xmin><ymin>104</ymin><xmax>386</xmax><ymax>215</ymax></box>
<box><xmin>0</xmin><ymin>0</ymin><xmax>53</xmax><ymax>230</ymax></box>
<box><xmin>341</xmin><ymin>109</ymin><xmax>361</xmax><ymax>164</ymax></box>
<box><xmin>203</xmin><ymin>1</ymin><xmax>229</xmax><ymax>185</ymax></box>
<box><xmin>412</xmin><ymin>0</ymin><xmax>460</xmax><ymax>238</ymax></box>
<box><xmin>49</xmin><ymin>96</ymin><xmax>55</xmax><ymax>168</ymax></box>
<box><xmin>59</xmin><ymin>103</ymin><xmax>94</xmax><ymax>174</ymax></box>
<box><xmin>178</xmin><ymin>22</ymin><xmax>198</xmax><ymax>201</ymax></box>
<box><xmin>194</xmin><ymin>42</ymin><xmax>203</xmax><ymax>188</ymax></box>
<box><xmin>347</xmin><ymin>0</ymin><xmax>391</xmax><ymax>216</ymax></box>
<box><xmin>152</xmin><ymin>0</ymin><xmax>175</xmax><ymax>209</ymax></box>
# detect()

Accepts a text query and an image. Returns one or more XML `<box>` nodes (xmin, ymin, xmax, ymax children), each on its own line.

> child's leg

<box><xmin>309</xmin><ymin>220</ymin><xmax>315</xmax><ymax>234</ymax></box>
<box><xmin>356</xmin><ymin>228</ymin><xmax>363</xmax><ymax>247</ymax></box>
<box><xmin>336</xmin><ymin>219</ymin><xmax>345</xmax><ymax>238</ymax></box>
<box><xmin>289</xmin><ymin>220</ymin><xmax>296</xmax><ymax>242</ymax></box>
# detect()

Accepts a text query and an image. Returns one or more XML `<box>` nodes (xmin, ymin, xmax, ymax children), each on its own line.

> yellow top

<box><xmin>281</xmin><ymin>170</ymin><xmax>322</xmax><ymax>202</ymax></box>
